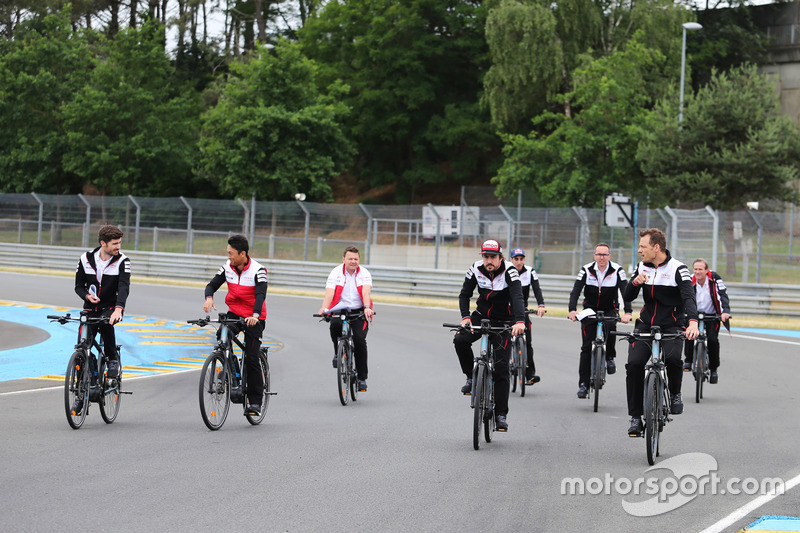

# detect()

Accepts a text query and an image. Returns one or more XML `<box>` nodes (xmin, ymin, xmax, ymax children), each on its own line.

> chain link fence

<box><xmin>1</xmin><ymin>190</ymin><xmax>798</xmax><ymax>284</ymax></box>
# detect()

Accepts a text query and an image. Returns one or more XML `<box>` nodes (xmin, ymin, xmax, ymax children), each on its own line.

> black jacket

<box><xmin>75</xmin><ymin>247</ymin><xmax>131</xmax><ymax>311</ymax></box>
<box><xmin>459</xmin><ymin>260</ymin><xmax>525</xmax><ymax>324</ymax></box>
<box><xmin>623</xmin><ymin>251</ymin><xmax>697</xmax><ymax>329</ymax></box>
<box><xmin>568</xmin><ymin>260</ymin><xmax>632</xmax><ymax>314</ymax></box>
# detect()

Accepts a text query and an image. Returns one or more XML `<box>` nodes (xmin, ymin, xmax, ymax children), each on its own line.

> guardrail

<box><xmin>1</xmin><ymin>243</ymin><xmax>798</xmax><ymax>317</ymax></box>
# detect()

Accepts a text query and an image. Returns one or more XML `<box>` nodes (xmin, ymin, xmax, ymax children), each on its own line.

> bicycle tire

<box><xmin>199</xmin><ymin>351</ymin><xmax>230</xmax><ymax>430</ymax></box>
<box><xmin>349</xmin><ymin>342</ymin><xmax>359</xmax><ymax>402</ymax></box>
<box><xmin>245</xmin><ymin>351</ymin><xmax>270</xmax><ymax>425</ymax></box>
<box><xmin>483</xmin><ymin>373</ymin><xmax>493</xmax><ymax>443</ymax></box>
<box><xmin>510</xmin><ymin>351</ymin><xmax>517</xmax><ymax>394</ymax></box>
<box><xmin>98</xmin><ymin>358</ymin><xmax>121</xmax><ymax>424</ymax></box>
<box><xmin>591</xmin><ymin>345</ymin><xmax>603</xmax><ymax>412</ymax></box>
<box><xmin>64</xmin><ymin>351</ymin><xmax>88</xmax><ymax>429</ymax></box>
<box><xmin>645</xmin><ymin>372</ymin><xmax>660</xmax><ymax>466</ymax></box>
<box><xmin>694</xmin><ymin>343</ymin><xmax>705</xmax><ymax>403</ymax></box>
<box><xmin>473</xmin><ymin>366</ymin><xmax>485</xmax><ymax>450</ymax></box>
<box><xmin>337</xmin><ymin>341</ymin><xmax>350</xmax><ymax>406</ymax></box>
<box><xmin>517</xmin><ymin>338</ymin><xmax>527</xmax><ymax>397</ymax></box>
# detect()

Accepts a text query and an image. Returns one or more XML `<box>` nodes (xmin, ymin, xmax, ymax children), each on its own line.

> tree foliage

<box><xmin>637</xmin><ymin>64</ymin><xmax>800</xmax><ymax>210</ymax></box>
<box><xmin>493</xmin><ymin>35</ymin><xmax>668</xmax><ymax>207</ymax></box>
<box><xmin>61</xmin><ymin>22</ymin><xmax>201</xmax><ymax>196</ymax></box>
<box><xmin>0</xmin><ymin>10</ymin><xmax>92</xmax><ymax>193</ymax></box>
<box><xmin>198</xmin><ymin>40</ymin><xmax>353</xmax><ymax>201</ymax></box>
<box><xmin>300</xmin><ymin>0</ymin><xmax>498</xmax><ymax>202</ymax></box>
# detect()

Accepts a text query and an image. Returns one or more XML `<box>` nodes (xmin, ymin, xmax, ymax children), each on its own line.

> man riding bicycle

<box><xmin>623</xmin><ymin>228</ymin><xmax>698</xmax><ymax>437</ymax></box>
<box><xmin>453</xmin><ymin>240</ymin><xmax>526</xmax><ymax>432</ymax></box>
<box><xmin>318</xmin><ymin>246</ymin><xmax>374</xmax><ymax>392</ymax></box>
<box><xmin>509</xmin><ymin>248</ymin><xmax>545</xmax><ymax>384</ymax></box>
<box><xmin>683</xmin><ymin>258</ymin><xmax>731</xmax><ymax>384</ymax></box>
<box><xmin>203</xmin><ymin>235</ymin><xmax>268</xmax><ymax>417</ymax></box>
<box><xmin>74</xmin><ymin>225</ymin><xmax>131</xmax><ymax>387</ymax></box>
<box><xmin>568</xmin><ymin>243</ymin><xmax>632</xmax><ymax>399</ymax></box>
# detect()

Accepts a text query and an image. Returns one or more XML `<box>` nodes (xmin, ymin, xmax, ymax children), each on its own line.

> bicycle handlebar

<box><xmin>313</xmin><ymin>310</ymin><xmax>374</xmax><ymax>321</ymax></box>
<box><xmin>187</xmin><ymin>315</ymin><xmax>246</xmax><ymax>328</ymax></box>
<box><xmin>610</xmin><ymin>328</ymin><xmax>685</xmax><ymax>343</ymax></box>
<box><xmin>442</xmin><ymin>322</ymin><xmax>514</xmax><ymax>334</ymax></box>
<box><xmin>47</xmin><ymin>313</ymin><xmax>110</xmax><ymax>325</ymax></box>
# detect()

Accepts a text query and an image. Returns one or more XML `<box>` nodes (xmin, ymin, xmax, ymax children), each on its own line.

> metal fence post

<box><xmin>428</xmin><ymin>203</ymin><xmax>441</xmax><ymax>269</ymax></box>
<box><xmin>705</xmin><ymin>205</ymin><xmax>719</xmax><ymax>271</ymax></box>
<box><xmin>748</xmin><ymin>210</ymin><xmax>763</xmax><ymax>283</ymax></box>
<box><xmin>153</xmin><ymin>226</ymin><xmax>159</xmax><ymax>251</ymax></box>
<box><xmin>30</xmin><ymin>192</ymin><xmax>43</xmax><ymax>246</ymax></box>
<box><xmin>296</xmin><ymin>199</ymin><xmax>310</xmax><ymax>261</ymax></box>
<box><xmin>663</xmin><ymin>206</ymin><xmax>679</xmax><ymax>255</ymax></box>
<box><xmin>359</xmin><ymin>203</ymin><xmax>372</xmax><ymax>264</ymax></box>
<box><xmin>180</xmin><ymin>196</ymin><xmax>193</xmax><ymax>254</ymax></box>
<box><xmin>128</xmin><ymin>195</ymin><xmax>141</xmax><ymax>250</ymax></box>
<box><xmin>498</xmin><ymin>204</ymin><xmax>514</xmax><ymax>251</ymax></box>
<box><xmin>790</xmin><ymin>203</ymin><xmax>795</xmax><ymax>261</ymax></box>
<box><xmin>571</xmin><ymin>206</ymin><xmax>588</xmax><ymax>267</ymax></box>
<box><xmin>236</xmin><ymin>198</ymin><xmax>250</xmax><ymax>238</ymax></box>
<box><xmin>78</xmin><ymin>194</ymin><xmax>91</xmax><ymax>248</ymax></box>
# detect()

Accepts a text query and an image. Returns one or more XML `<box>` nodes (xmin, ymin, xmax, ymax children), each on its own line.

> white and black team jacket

<box><xmin>568</xmin><ymin>260</ymin><xmax>632</xmax><ymax>315</ymax></box>
<box><xmin>75</xmin><ymin>247</ymin><xmax>131</xmax><ymax>312</ymax></box>
<box><xmin>459</xmin><ymin>260</ymin><xmax>526</xmax><ymax>324</ymax></box>
<box><xmin>623</xmin><ymin>251</ymin><xmax>697</xmax><ymax>329</ymax></box>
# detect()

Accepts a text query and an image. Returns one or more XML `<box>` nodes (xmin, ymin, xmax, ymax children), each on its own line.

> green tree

<box><xmin>493</xmin><ymin>35</ymin><xmax>668</xmax><ymax>207</ymax></box>
<box><xmin>300</xmin><ymin>0</ymin><xmax>497</xmax><ymax>203</ymax></box>
<box><xmin>198</xmin><ymin>40</ymin><xmax>353</xmax><ymax>202</ymax></box>
<box><xmin>0</xmin><ymin>10</ymin><xmax>92</xmax><ymax>193</ymax></box>
<box><xmin>483</xmin><ymin>0</ymin><xmax>688</xmax><ymax>134</ymax></box>
<box><xmin>637</xmin><ymin>64</ymin><xmax>800</xmax><ymax>211</ymax></box>
<box><xmin>60</xmin><ymin>22</ymin><xmax>201</xmax><ymax>196</ymax></box>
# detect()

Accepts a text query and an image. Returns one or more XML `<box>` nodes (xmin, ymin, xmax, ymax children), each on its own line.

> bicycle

<box><xmin>189</xmin><ymin>315</ymin><xmax>274</xmax><ymax>431</ymax></box>
<box><xmin>612</xmin><ymin>326</ymin><xmax>685</xmax><ymax>465</ymax></box>
<box><xmin>314</xmin><ymin>310</ymin><xmax>371</xmax><ymax>406</ymax></box>
<box><xmin>579</xmin><ymin>310</ymin><xmax>620</xmax><ymax>413</ymax></box>
<box><xmin>47</xmin><ymin>311</ymin><xmax>131</xmax><ymax>429</ymax></box>
<box><xmin>510</xmin><ymin>309</ymin><xmax>540</xmax><ymax>397</ymax></box>
<box><xmin>444</xmin><ymin>319</ymin><xmax>512</xmax><ymax>450</ymax></box>
<box><xmin>691</xmin><ymin>313</ymin><xmax>717</xmax><ymax>403</ymax></box>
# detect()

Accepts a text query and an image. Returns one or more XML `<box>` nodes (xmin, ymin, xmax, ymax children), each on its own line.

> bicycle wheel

<box><xmin>199</xmin><ymin>351</ymin><xmax>230</xmax><ymax>430</ymax></box>
<box><xmin>472</xmin><ymin>366</ymin><xmax>485</xmax><ymax>450</ymax></box>
<box><xmin>64</xmin><ymin>351</ymin><xmax>88</xmax><ymax>429</ymax></box>
<box><xmin>510</xmin><ymin>352</ymin><xmax>517</xmax><ymax>394</ymax></box>
<box><xmin>694</xmin><ymin>343</ymin><xmax>705</xmax><ymax>403</ymax></box>
<box><xmin>336</xmin><ymin>342</ymin><xmax>350</xmax><ymax>406</ymax></box>
<box><xmin>98</xmin><ymin>358</ymin><xmax>121</xmax><ymax>424</ymax></box>
<box><xmin>483</xmin><ymin>374</ymin><xmax>493</xmax><ymax>443</ymax></box>
<box><xmin>245</xmin><ymin>351</ymin><xmax>270</xmax><ymax>425</ymax></box>
<box><xmin>592</xmin><ymin>346</ymin><xmax>604</xmax><ymax>413</ymax></box>
<box><xmin>644</xmin><ymin>373</ymin><xmax>661</xmax><ymax>466</ymax></box>
<box><xmin>517</xmin><ymin>338</ymin><xmax>527</xmax><ymax>397</ymax></box>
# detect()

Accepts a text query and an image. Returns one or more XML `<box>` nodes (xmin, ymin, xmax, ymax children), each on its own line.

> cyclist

<box><xmin>568</xmin><ymin>243</ymin><xmax>632</xmax><ymax>399</ymax></box>
<box><xmin>683</xmin><ymin>258</ymin><xmax>731</xmax><ymax>384</ymax></box>
<box><xmin>454</xmin><ymin>240</ymin><xmax>526</xmax><ymax>432</ymax></box>
<box><xmin>509</xmin><ymin>248</ymin><xmax>545</xmax><ymax>385</ymax></box>
<box><xmin>203</xmin><ymin>235</ymin><xmax>268</xmax><ymax>417</ymax></box>
<box><xmin>623</xmin><ymin>228</ymin><xmax>698</xmax><ymax>437</ymax></box>
<box><xmin>74</xmin><ymin>225</ymin><xmax>131</xmax><ymax>389</ymax></box>
<box><xmin>317</xmin><ymin>246</ymin><xmax>374</xmax><ymax>392</ymax></box>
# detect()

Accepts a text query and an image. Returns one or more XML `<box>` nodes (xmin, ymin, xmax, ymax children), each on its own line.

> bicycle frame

<box><xmin>314</xmin><ymin>310</ymin><xmax>366</xmax><ymax>406</ymax></box>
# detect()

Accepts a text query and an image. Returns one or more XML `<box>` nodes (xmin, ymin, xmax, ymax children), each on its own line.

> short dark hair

<box><xmin>343</xmin><ymin>246</ymin><xmax>359</xmax><ymax>257</ymax></box>
<box><xmin>595</xmin><ymin>243</ymin><xmax>610</xmax><ymax>251</ymax></box>
<box><xmin>228</xmin><ymin>234</ymin><xmax>249</xmax><ymax>255</ymax></box>
<box><xmin>98</xmin><ymin>225</ymin><xmax>123</xmax><ymax>243</ymax></box>
<box><xmin>639</xmin><ymin>228</ymin><xmax>667</xmax><ymax>251</ymax></box>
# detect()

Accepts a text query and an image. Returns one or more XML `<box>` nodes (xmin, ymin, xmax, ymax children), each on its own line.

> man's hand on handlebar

<box><xmin>511</xmin><ymin>322</ymin><xmax>525</xmax><ymax>336</ymax></box>
<box><xmin>621</xmin><ymin>312</ymin><xmax>632</xmax><ymax>324</ymax></box>
<box><xmin>685</xmin><ymin>321</ymin><xmax>699</xmax><ymax>340</ymax></box>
